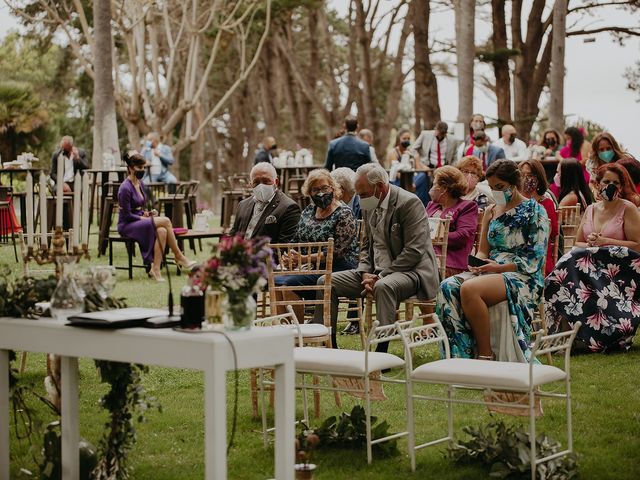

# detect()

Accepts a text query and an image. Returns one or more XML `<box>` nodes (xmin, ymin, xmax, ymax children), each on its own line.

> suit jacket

<box><xmin>358</xmin><ymin>185</ymin><xmax>439</xmax><ymax>300</ymax></box>
<box><xmin>50</xmin><ymin>148</ymin><xmax>89</xmax><ymax>184</ymax></box>
<box><xmin>324</xmin><ymin>133</ymin><xmax>372</xmax><ymax>171</ymax></box>
<box><xmin>230</xmin><ymin>189</ymin><xmax>301</xmax><ymax>243</ymax></box>
<box><xmin>253</xmin><ymin>147</ymin><xmax>272</xmax><ymax>165</ymax></box>
<box><xmin>412</xmin><ymin>131</ymin><xmax>459</xmax><ymax>167</ymax></box>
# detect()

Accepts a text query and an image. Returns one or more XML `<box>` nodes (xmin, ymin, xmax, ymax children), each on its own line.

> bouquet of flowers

<box><xmin>191</xmin><ymin>235</ymin><xmax>273</xmax><ymax>302</ymax></box>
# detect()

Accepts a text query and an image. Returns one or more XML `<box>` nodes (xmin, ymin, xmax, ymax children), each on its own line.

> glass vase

<box><xmin>50</xmin><ymin>259</ymin><xmax>85</xmax><ymax>321</ymax></box>
<box><xmin>205</xmin><ymin>287</ymin><xmax>224</xmax><ymax>327</ymax></box>
<box><xmin>223</xmin><ymin>292</ymin><xmax>256</xmax><ymax>331</ymax></box>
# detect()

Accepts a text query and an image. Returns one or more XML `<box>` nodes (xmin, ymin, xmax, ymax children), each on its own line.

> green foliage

<box><xmin>446</xmin><ymin>421</ymin><xmax>578</xmax><ymax>479</ymax></box>
<box><xmin>0</xmin><ymin>265</ymin><xmax>57</xmax><ymax>318</ymax></box>
<box><xmin>310</xmin><ymin>405</ymin><xmax>400</xmax><ymax>458</ymax></box>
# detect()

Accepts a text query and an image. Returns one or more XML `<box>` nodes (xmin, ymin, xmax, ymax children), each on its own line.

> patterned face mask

<box><xmin>523</xmin><ymin>176</ymin><xmax>538</xmax><ymax>194</ymax></box>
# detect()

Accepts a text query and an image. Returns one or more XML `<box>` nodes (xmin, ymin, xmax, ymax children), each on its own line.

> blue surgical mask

<box><xmin>491</xmin><ymin>187</ymin><xmax>513</xmax><ymax>206</ymax></box>
<box><xmin>598</xmin><ymin>150</ymin><xmax>615</xmax><ymax>163</ymax></box>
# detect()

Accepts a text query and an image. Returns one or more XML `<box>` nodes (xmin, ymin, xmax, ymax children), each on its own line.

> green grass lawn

<box><xmin>4</xmin><ymin>234</ymin><xmax>640</xmax><ymax>479</ymax></box>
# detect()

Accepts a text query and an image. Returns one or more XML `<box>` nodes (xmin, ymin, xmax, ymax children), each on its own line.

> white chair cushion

<box><xmin>294</xmin><ymin>347</ymin><xmax>405</xmax><ymax>376</ymax></box>
<box><xmin>298</xmin><ymin>324</ymin><xmax>330</xmax><ymax>338</ymax></box>
<box><xmin>411</xmin><ymin>358</ymin><xmax>566</xmax><ymax>390</ymax></box>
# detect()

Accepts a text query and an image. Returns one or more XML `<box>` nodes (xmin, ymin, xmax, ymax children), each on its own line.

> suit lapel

<box><xmin>383</xmin><ymin>187</ymin><xmax>398</xmax><ymax>245</ymax></box>
<box><xmin>250</xmin><ymin>191</ymin><xmax>281</xmax><ymax>238</ymax></box>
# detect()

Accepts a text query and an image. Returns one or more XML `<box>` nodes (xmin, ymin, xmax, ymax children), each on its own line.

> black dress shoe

<box><xmin>341</xmin><ymin>322</ymin><xmax>360</xmax><ymax>335</ymax></box>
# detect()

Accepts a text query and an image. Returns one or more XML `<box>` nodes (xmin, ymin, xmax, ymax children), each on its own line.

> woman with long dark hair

<box><xmin>554</xmin><ymin>158</ymin><xmax>594</xmax><ymax>210</ymax></box>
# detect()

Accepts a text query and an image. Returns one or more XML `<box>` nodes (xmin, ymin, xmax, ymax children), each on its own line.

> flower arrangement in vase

<box><xmin>190</xmin><ymin>235</ymin><xmax>273</xmax><ymax>330</ymax></box>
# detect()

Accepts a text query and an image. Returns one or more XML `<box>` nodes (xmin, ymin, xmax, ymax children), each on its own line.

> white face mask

<box><xmin>491</xmin><ymin>187</ymin><xmax>513</xmax><ymax>206</ymax></box>
<box><xmin>253</xmin><ymin>183</ymin><xmax>275</xmax><ymax>203</ymax></box>
<box><xmin>476</xmin><ymin>144</ymin><xmax>488</xmax><ymax>153</ymax></box>
<box><xmin>359</xmin><ymin>186</ymin><xmax>380</xmax><ymax>211</ymax></box>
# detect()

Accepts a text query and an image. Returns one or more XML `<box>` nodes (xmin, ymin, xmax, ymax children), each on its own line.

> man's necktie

<box><xmin>436</xmin><ymin>141</ymin><xmax>442</xmax><ymax>168</ymax></box>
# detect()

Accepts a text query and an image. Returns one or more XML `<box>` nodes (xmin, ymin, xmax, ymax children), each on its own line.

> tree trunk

<box><xmin>549</xmin><ymin>0</ymin><xmax>567</xmax><ymax>133</ymax></box>
<box><xmin>92</xmin><ymin>0</ymin><xmax>121</xmax><ymax>168</ymax></box>
<box><xmin>354</xmin><ymin>0</ymin><xmax>378</xmax><ymax>135</ymax></box>
<box><xmin>491</xmin><ymin>0</ymin><xmax>512</xmax><ymax>125</ymax></box>
<box><xmin>413</xmin><ymin>0</ymin><xmax>441</xmax><ymax>133</ymax></box>
<box><xmin>455</xmin><ymin>0</ymin><xmax>475</xmax><ymax>125</ymax></box>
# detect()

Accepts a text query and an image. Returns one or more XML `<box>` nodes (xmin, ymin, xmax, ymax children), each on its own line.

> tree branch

<box><xmin>567</xmin><ymin>26</ymin><xmax>640</xmax><ymax>36</ymax></box>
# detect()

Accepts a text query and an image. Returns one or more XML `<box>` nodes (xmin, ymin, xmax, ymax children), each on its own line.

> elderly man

<box><xmin>254</xmin><ymin>136</ymin><xmax>278</xmax><ymax>165</ymax></box>
<box><xmin>324</xmin><ymin>116</ymin><xmax>372</xmax><ymax>171</ymax></box>
<box><xmin>315</xmin><ymin>163</ymin><xmax>439</xmax><ymax>350</ymax></box>
<box><xmin>357</xmin><ymin>128</ymin><xmax>379</xmax><ymax>164</ymax></box>
<box><xmin>50</xmin><ymin>136</ymin><xmax>89</xmax><ymax>192</ymax></box>
<box><xmin>493</xmin><ymin>124</ymin><xmax>529</xmax><ymax>161</ymax></box>
<box><xmin>230</xmin><ymin>162</ymin><xmax>301</xmax><ymax>242</ymax></box>
<box><xmin>141</xmin><ymin>132</ymin><xmax>177</xmax><ymax>184</ymax></box>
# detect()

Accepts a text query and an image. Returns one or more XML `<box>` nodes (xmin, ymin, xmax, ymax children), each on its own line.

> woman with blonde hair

<box><xmin>456</xmin><ymin>155</ymin><xmax>494</xmax><ymax>208</ymax></box>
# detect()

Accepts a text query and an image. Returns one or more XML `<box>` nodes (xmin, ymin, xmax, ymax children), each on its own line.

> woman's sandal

<box><xmin>477</xmin><ymin>353</ymin><xmax>495</xmax><ymax>361</ymax></box>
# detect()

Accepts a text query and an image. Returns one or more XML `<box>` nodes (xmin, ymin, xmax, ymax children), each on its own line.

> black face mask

<box><xmin>134</xmin><ymin>170</ymin><xmax>145</xmax><ymax>180</ymax></box>
<box><xmin>400</xmin><ymin>140</ymin><xmax>411</xmax><ymax>148</ymax></box>
<box><xmin>311</xmin><ymin>192</ymin><xmax>334</xmax><ymax>209</ymax></box>
<box><xmin>545</xmin><ymin>138</ymin><xmax>557</xmax><ymax>148</ymax></box>
<box><xmin>508</xmin><ymin>134</ymin><xmax>517</xmax><ymax>143</ymax></box>
<box><xmin>600</xmin><ymin>183</ymin><xmax>619</xmax><ymax>202</ymax></box>
<box><xmin>270</xmin><ymin>145</ymin><xmax>278</xmax><ymax>151</ymax></box>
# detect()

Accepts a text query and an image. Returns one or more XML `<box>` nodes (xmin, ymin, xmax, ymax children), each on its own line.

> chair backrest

<box><xmin>218</xmin><ymin>175</ymin><xmax>231</xmax><ymax>192</ymax></box>
<box><xmin>253</xmin><ymin>308</ymin><xmax>302</xmax><ymax>345</ymax></box>
<box><xmin>228</xmin><ymin>174</ymin><xmax>251</xmax><ymax>191</ymax></box>
<box><xmin>530</xmin><ymin>322</ymin><xmax>581</xmax><ymax>377</ymax></box>
<box><xmin>266</xmin><ymin>239</ymin><xmax>334</xmax><ymax>326</ymax></box>
<box><xmin>428</xmin><ymin>217</ymin><xmax>451</xmax><ymax>279</ymax></box>
<box><xmin>557</xmin><ymin>205</ymin><xmax>581</xmax><ymax>258</ymax></box>
<box><xmin>399</xmin><ymin>314</ymin><xmax>450</xmax><ymax>372</ymax></box>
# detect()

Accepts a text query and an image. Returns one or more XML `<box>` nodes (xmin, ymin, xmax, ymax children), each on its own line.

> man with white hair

<box><xmin>230</xmin><ymin>162</ymin><xmax>301</xmax><ymax>242</ymax></box>
<box><xmin>315</xmin><ymin>163</ymin><xmax>439</xmax><ymax>350</ymax></box>
<box><xmin>50</xmin><ymin>135</ymin><xmax>89</xmax><ymax>192</ymax></box>
<box><xmin>331</xmin><ymin>167</ymin><xmax>361</xmax><ymax>220</ymax></box>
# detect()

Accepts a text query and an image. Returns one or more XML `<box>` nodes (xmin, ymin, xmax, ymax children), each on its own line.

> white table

<box><xmin>0</xmin><ymin>317</ymin><xmax>295</xmax><ymax>479</ymax></box>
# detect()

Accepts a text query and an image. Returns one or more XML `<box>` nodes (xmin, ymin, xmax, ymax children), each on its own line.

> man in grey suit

<box><xmin>324</xmin><ymin>116</ymin><xmax>372</xmax><ymax>171</ymax></box>
<box><xmin>230</xmin><ymin>162</ymin><xmax>301</xmax><ymax>243</ymax></box>
<box><xmin>412</xmin><ymin>121</ymin><xmax>460</xmax><ymax>169</ymax></box>
<box><xmin>314</xmin><ymin>163</ymin><xmax>440</xmax><ymax>350</ymax></box>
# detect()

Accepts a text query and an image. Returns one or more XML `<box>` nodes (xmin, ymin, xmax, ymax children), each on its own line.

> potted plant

<box><xmin>295</xmin><ymin>428</ymin><xmax>320</xmax><ymax>479</ymax></box>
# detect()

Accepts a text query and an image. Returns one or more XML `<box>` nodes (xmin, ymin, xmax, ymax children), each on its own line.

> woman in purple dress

<box><xmin>118</xmin><ymin>151</ymin><xmax>196</xmax><ymax>281</ymax></box>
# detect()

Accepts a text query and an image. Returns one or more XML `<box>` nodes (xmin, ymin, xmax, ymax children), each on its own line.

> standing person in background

<box><xmin>412</xmin><ymin>121</ymin><xmax>459</xmax><ymax>169</ymax></box>
<box><xmin>50</xmin><ymin>135</ymin><xmax>89</xmax><ymax>192</ymax></box>
<box><xmin>493</xmin><ymin>124</ymin><xmax>529</xmax><ymax>161</ymax></box>
<box><xmin>586</xmin><ymin>132</ymin><xmax>634</xmax><ymax>179</ymax></box>
<box><xmin>254</xmin><ymin>136</ymin><xmax>278</xmax><ymax>165</ymax></box>
<box><xmin>141</xmin><ymin>132</ymin><xmax>177</xmax><ymax>185</ymax></box>
<box><xmin>324</xmin><ymin>116</ymin><xmax>372</xmax><ymax>171</ymax></box>
<box><xmin>357</xmin><ymin>129</ymin><xmax>379</xmax><ymax>164</ymax></box>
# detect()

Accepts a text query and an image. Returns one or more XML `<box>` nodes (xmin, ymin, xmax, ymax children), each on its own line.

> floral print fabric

<box><xmin>545</xmin><ymin>246</ymin><xmax>640</xmax><ymax>352</ymax></box>
<box><xmin>437</xmin><ymin>199</ymin><xmax>549</xmax><ymax>359</ymax></box>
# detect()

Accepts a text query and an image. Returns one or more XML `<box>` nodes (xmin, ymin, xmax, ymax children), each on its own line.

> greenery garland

<box><xmin>2</xmin><ymin>267</ymin><xmax>158</xmax><ymax>480</ymax></box>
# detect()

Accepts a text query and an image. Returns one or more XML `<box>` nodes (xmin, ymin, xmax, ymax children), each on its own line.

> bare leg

<box><xmin>153</xmin><ymin>216</ymin><xmax>190</xmax><ymax>262</ymax></box>
<box><xmin>151</xmin><ymin>228</ymin><xmax>167</xmax><ymax>279</ymax></box>
<box><xmin>459</xmin><ymin>274</ymin><xmax>507</xmax><ymax>357</ymax></box>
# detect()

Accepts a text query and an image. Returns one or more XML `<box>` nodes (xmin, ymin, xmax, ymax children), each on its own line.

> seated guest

<box><xmin>274</xmin><ymin>169</ymin><xmax>357</xmax><ymax>326</ymax></box>
<box><xmin>456</xmin><ymin>113</ymin><xmax>487</xmax><ymax>160</ymax></box>
<box><xmin>457</xmin><ymin>155</ymin><xmax>494</xmax><ymax>208</ymax></box>
<box><xmin>538</xmin><ymin>129</ymin><xmax>562</xmax><ymax>158</ymax></box>
<box><xmin>254</xmin><ymin>136</ymin><xmax>278</xmax><ymax>165</ymax></box>
<box><xmin>545</xmin><ymin>163</ymin><xmax>640</xmax><ymax>352</ymax></box>
<box><xmin>518</xmin><ymin>160</ymin><xmax>558</xmax><ymax>275</ymax></box>
<box><xmin>493</xmin><ymin>124</ymin><xmax>529</xmax><ymax>161</ymax></box>
<box><xmin>551</xmin><ymin>157</ymin><xmax>594</xmax><ymax>210</ymax></box>
<box><xmin>314</xmin><ymin>163</ymin><xmax>440</xmax><ymax>350</ymax></box>
<box><xmin>426</xmin><ymin>166</ymin><xmax>478</xmax><ymax>277</ymax></box>
<box><xmin>467</xmin><ymin>130</ymin><xmax>505</xmax><ymax>171</ymax></box>
<box><xmin>438</xmin><ymin>160</ymin><xmax>549</xmax><ymax>360</ymax></box>
<box><xmin>118</xmin><ymin>151</ymin><xmax>195</xmax><ymax>282</ymax></box>
<box><xmin>357</xmin><ymin>129</ymin><xmax>379</xmax><ymax>164</ymax></box>
<box><xmin>618</xmin><ymin>157</ymin><xmax>640</xmax><ymax>194</ymax></box>
<box><xmin>141</xmin><ymin>132</ymin><xmax>177</xmax><ymax>185</ymax></box>
<box><xmin>586</xmin><ymin>132</ymin><xmax>634</xmax><ymax>179</ymax></box>
<box><xmin>50</xmin><ymin>135</ymin><xmax>89</xmax><ymax>192</ymax></box>
<box><xmin>556</xmin><ymin>127</ymin><xmax>591</xmax><ymax>184</ymax></box>
<box><xmin>331</xmin><ymin>167</ymin><xmax>361</xmax><ymax>219</ymax></box>
<box><xmin>230</xmin><ymin>162</ymin><xmax>301</xmax><ymax>242</ymax></box>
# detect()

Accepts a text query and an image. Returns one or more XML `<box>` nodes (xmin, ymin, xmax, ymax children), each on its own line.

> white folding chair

<box><xmin>400</xmin><ymin>317</ymin><xmax>582</xmax><ymax>477</ymax></box>
<box><xmin>293</xmin><ymin>320</ymin><xmax>410</xmax><ymax>464</ymax></box>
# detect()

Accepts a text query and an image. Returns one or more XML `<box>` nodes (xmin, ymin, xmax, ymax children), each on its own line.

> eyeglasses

<box><xmin>310</xmin><ymin>185</ymin><xmax>332</xmax><ymax>195</ymax></box>
<box><xmin>460</xmin><ymin>170</ymin><xmax>479</xmax><ymax>178</ymax></box>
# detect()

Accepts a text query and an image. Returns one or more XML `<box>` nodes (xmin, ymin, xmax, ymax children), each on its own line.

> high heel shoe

<box><xmin>148</xmin><ymin>269</ymin><xmax>166</xmax><ymax>282</ymax></box>
<box><xmin>176</xmin><ymin>258</ymin><xmax>198</xmax><ymax>270</ymax></box>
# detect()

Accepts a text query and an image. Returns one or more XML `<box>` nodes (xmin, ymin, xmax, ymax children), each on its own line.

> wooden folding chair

<box><xmin>556</xmin><ymin>205</ymin><xmax>581</xmax><ymax>261</ymax></box>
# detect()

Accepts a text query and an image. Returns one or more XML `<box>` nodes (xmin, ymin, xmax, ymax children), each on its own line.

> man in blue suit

<box><xmin>469</xmin><ymin>129</ymin><xmax>506</xmax><ymax>171</ymax></box>
<box><xmin>324</xmin><ymin>116</ymin><xmax>372</xmax><ymax>171</ymax></box>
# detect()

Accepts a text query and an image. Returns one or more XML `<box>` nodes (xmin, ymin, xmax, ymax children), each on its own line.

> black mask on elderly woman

<box><xmin>311</xmin><ymin>192</ymin><xmax>334</xmax><ymax>210</ymax></box>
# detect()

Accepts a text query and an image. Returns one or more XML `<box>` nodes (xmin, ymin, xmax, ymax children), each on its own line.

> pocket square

<box><xmin>265</xmin><ymin>215</ymin><xmax>277</xmax><ymax>224</ymax></box>
<box><xmin>391</xmin><ymin>222</ymin><xmax>401</xmax><ymax>233</ymax></box>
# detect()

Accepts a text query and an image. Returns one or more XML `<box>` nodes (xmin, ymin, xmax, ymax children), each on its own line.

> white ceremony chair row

<box><xmin>399</xmin><ymin>318</ymin><xmax>582</xmax><ymax>478</ymax></box>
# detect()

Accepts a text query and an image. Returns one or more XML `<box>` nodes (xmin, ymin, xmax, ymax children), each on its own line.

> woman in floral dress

<box><xmin>545</xmin><ymin>163</ymin><xmax>640</xmax><ymax>352</ymax></box>
<box><xmin>437</xmin><ymin>160</ymin><xmax>549</xmax><ymax>360</ymax></box>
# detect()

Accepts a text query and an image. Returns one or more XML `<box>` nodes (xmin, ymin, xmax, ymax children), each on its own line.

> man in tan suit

<box><xmin>315</xmin><ymin>163</ymin><xmax>439</xmax><ymax>350</ymax></box>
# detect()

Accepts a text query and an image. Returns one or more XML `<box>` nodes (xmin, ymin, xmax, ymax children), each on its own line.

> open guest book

<box><xmin>67</xmin><ymin>307</ymin><xmax>173</xmax><ymax>328</ymax></box>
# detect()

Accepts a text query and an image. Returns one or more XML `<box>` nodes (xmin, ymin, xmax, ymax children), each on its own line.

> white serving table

<box><xmin>0</xmin><ymin>317</ymin><xmax>295</xmax><ymax>480</ymax></box>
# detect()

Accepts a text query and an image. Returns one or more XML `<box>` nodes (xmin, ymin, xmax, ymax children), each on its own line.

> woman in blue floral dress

<box><xmin>437</xmin><ymin>160</ymin><xmax>549</xmax><ymax>360</ymax></box>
